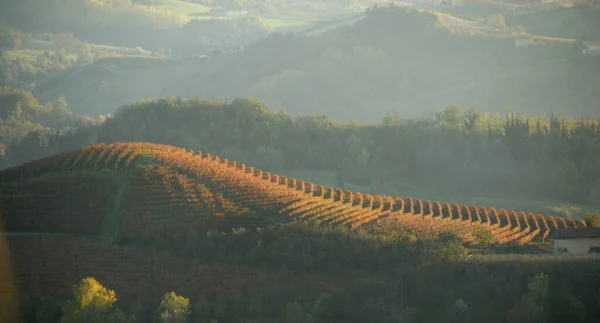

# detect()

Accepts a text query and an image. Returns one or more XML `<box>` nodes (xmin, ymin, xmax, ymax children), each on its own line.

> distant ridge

<box><xmin>0</xmin><ymin>142</ymin><xmax>586</xmax><ymax>246</ymax></box>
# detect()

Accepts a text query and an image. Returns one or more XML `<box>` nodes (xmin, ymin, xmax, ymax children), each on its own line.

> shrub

<box><xmin>473</xmin><ymin>229</ymin><xmax>493</xmax><ymax>248</ymax></box>
<box><xmin>158</xmin><ymin>291</ymin><xmax>191</xmax><ymax>323</ymax></box>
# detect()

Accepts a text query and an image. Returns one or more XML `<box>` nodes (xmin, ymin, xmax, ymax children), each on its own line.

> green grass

<box><xmin>155</xmin><ymin>0</ymin><xmax>210</xmax><ymax>17</ymax></box>
<box><xmin>4</xmin><ymin>49</ymin><xmax>48</xmax><ymax>61</ymax></box>
<box><xmin>262</xmin><ymin>16</ymin><xmax>316</xmax><ymax>28</ymax></box>
<box><xmin>283</xmin><ymin>169</ymin><xmax>600</xmax><ymax>219</ymax></box>
<box><xmin>154</xmin><ymin>0</ymin><xmax>341</xmax><ymax>29</ymax></box>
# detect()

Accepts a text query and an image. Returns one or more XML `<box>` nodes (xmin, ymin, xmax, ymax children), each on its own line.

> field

<box><xmin>152</xmin><ymin>0</ymin><xmax>341</xmax><ymax>29</ymax></box>
<box><xmin>158</xmin><ymin>0</ymin><xmax>210</xmax><ymax>17</ymax></box>
<box><xmin>4</xmin><ymin>36</ymin><xmax>160</xmax><ymax>63</ymax></box>
<box><xmin>0</xmin><ymin>142</ymin><xmax>587</xmax><ymax>247</ymax></box>
<box><xmin>282</xmin><ymin>169</ymin><xmax>598</xmax><ymax>219</ymax></box>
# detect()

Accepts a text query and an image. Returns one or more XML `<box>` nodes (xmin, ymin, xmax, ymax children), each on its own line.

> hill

<box><xmin>3</xmin><ymin>142</ymin><xmax>600</xmax><ymax>322</ymax></box>
<box><xmin>0</xmin><ymin>142</ymin><xmax>586</xmax><ymax>245</ymax></box>
<box><xmin>25</xmin><ymin>5</ymin><xmax>600</xmax><ymax>120</ymax></box>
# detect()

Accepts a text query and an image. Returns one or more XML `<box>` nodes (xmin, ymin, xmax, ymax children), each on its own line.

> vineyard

<box><xmin>0</xmin><ymin>142</ymin><xmax>587</xmax><ymax>247</ymax></box>
<box><xmin>5</xmin><ymin>234</ymin><xmax>335</xmax><ymax>301</ymax></box>
<box><xmin>0</xmin><ymin>173</ymin><xmax>117</xmax><ymax>235</ymax></box>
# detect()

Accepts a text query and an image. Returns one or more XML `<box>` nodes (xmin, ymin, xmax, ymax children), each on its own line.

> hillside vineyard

<box><xmin>0</xmin><ymin>142</ymin><xmax>586</xmax><ymax>246</ymax></box>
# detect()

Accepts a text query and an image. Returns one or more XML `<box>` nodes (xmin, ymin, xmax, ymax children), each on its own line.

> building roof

<box><xmin>550</xmin><ymin>228</ymin><xmax>600</xmax><ymax>240</ymax></box>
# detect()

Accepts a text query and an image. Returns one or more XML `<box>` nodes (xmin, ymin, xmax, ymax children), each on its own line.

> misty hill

<box><xmin>30</xmin><ymin>5</ymin><xmax>600</xmax><ymax>121</ymax></box>
<box><xmin>0</xmin><ymin>0</ymin><xmax>273</xmax><ymax>56</ymax></box>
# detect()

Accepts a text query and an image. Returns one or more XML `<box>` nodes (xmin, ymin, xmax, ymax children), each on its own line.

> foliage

<box><xmin>527</xmin><ymin>273</ymin><xmax>549</xmax><ymax>302</ymax></box>
<box><xmin>0</xmin><ymin>87</ymin><xmax>102</xmax><ymax>166</ymax></box>
<box><xmin>473</xmin><ymin>228</ymin><xmax>493</xmax><ymax>248</ymax></box>
<box><xmin>60</xmin><ymin>277</ymin><xmax>129</xmax><ymax>323</ymax></box>
<box><xmin>583</xmin><ymin>213</ymin><xmax>600</xmax><ymax>228</ymax></box>
<box><xmin>0</xmin><ymin>25</ymin><xmax>22</xmax><ymax>50</ymax></box>
<box><xmin>429</xmin><ymin>230</ymin><xmax>469</xmax><ymax>262</ymax></box>
<box><xmin>158</xmin><ymin>292</ymin><xmax>191</xmax><ymax>323</ymax></box>
<box><xmin>8</xmin><ymin>218</ymin><xmax>600</xmax><ymax>323</ymax></box>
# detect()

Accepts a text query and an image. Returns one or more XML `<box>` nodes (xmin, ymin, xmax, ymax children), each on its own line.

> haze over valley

<box><xmin>1</xmin><ymin>1</ymin><xmax>600</xmax><ymax>322</ymax></box>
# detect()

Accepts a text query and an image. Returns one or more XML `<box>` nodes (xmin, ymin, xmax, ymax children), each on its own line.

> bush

<box><xmin>473</xmin><ymin>229</ymin><xmax>493</xmax><ymax>248</ymax></box>
<box><xmin>59</xmin><ymin>277</ymin><xmax>129</xmax><ymax>323</ymax></box>
<box><xmin>158</xmin><ymin>291</ymin><xmax>191</xmax><ymax>323</ymax></box>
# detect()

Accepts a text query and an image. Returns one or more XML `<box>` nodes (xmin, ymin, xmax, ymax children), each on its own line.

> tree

<box><xmin>508</xmin><ymin>273</ymin><xmax>548</xmax><ymax>323</ymax></box>
<box><xmin>583</xmin><ymin>213</ymin><xmax>600</xmax><ymax>228</ymax></box>
<box><xmin>430</xmin><ymin>230</ymin><xmax>468</xmax><ymax>261</ymax></box>
<box><xmin>527</xmin><ymin>273</ymin><xmax>549</xmax><ymax>302</ymax></box>
<box><xmin>473</xmin><ymin>229</ymin><xmax>492</xmax><ymax>248</ymax></box>
<box><xmin>60</xmin><ymin>277</ymin><xmax>128</xmax><ymax>323</ymax></box>
<box><xmin>158</xmin><ymin>291</ymin><xmax>191</xmax><ymax>323</ymax></box>
<box><xmin>53</xmin><ymin>96</ymin><xmax>70</xmax><ymax>115</ymax></box>
<box><xmin>437</xmin><ymin>105</ymin><xmax>462</xmax><ymax>129</ymax></box>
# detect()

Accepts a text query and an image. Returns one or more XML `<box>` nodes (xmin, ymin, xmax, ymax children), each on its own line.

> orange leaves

<box><xmin>1</xmin><ymin>142</ymin><xmax>586</xmax><ymax>247</ymax></box>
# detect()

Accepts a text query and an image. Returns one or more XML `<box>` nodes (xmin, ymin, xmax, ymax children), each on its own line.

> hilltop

<box><xmin>3</xmin><ymin>142</ymin><xmax>600</xmax><ymax>322</ymax></box>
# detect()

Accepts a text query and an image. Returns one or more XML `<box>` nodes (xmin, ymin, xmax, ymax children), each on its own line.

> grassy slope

<box><xmin>4</xmin><ymin>35</ymin><xmax>161</xmax><ymax>68</ymax></box>
<box><xmin>156</xmin><ymin>0</ymin><xmax>324</xmax><ymax>28</ymax></box>
<box><xmin>158</xmin><ymin>0</ymin><xmax>210</xmax><ymax>16</ymax></box>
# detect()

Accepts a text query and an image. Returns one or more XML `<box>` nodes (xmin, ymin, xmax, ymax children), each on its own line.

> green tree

<box><xmin>52</xmin><ymin>96</ymin><xmax>70</xmax><ymax>115</ymax></box>
<box><xmin>60</xmin><ymin>277</ymin><xmax>128</xmax><ymax>323</ymax></box>
<box><xmin>527</xmin><ymin>273</ymin><xmax>549</xmax><ymax>302</ymax></box>
<box><xmin>158</xmin><ymin>291</ymin><xmax>191</xmax><ymax>323</ymax></box>
<box><xmin>473</xmin><ymin>229</ymin><xmax>492</xmax><ymax>248</ymax></box>
<box><xmin>430</xmin><ymin>230</ymin><xmax>468</xmax><ymax>262</ymax></box>
<box><xmin>508</xmin><ymin>273</ymin><xmax>548</xmax><ymax>323</ymax></box>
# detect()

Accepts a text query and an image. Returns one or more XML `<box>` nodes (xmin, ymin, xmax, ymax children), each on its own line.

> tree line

<box><xmin>4</xmin><ymin>96</ymin><xmax>599</xmax><ymax>208</ymax></box>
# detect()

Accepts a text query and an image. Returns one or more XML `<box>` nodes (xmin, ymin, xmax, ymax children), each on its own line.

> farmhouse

<box><xmin>550</xmin><ymin>228</ymin><xmax>600</xmax><ymax>255</ymax></box>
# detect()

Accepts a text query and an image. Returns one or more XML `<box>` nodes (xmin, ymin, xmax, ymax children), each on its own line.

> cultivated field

<box><xmin>0</xmin><ymin>142</ymin><xmax>585</xmax><ymax>247</ymax></box>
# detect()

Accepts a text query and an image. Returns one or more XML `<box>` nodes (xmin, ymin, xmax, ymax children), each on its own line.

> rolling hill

<box><xmin>25</xmin><ymin>5</ymin><xmax>600</xmax><ymax>120</ymax></box>
<box><xmin>1</xmin><ymin>142</ymin><xmax>585</xmax><ymax>245</ymax></box>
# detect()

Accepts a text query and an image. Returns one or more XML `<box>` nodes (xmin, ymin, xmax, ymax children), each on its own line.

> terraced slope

<box><xmin>0</xmin><ymin>142</ymin><xmax>585</xmax><ymax>246</ymax></box>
